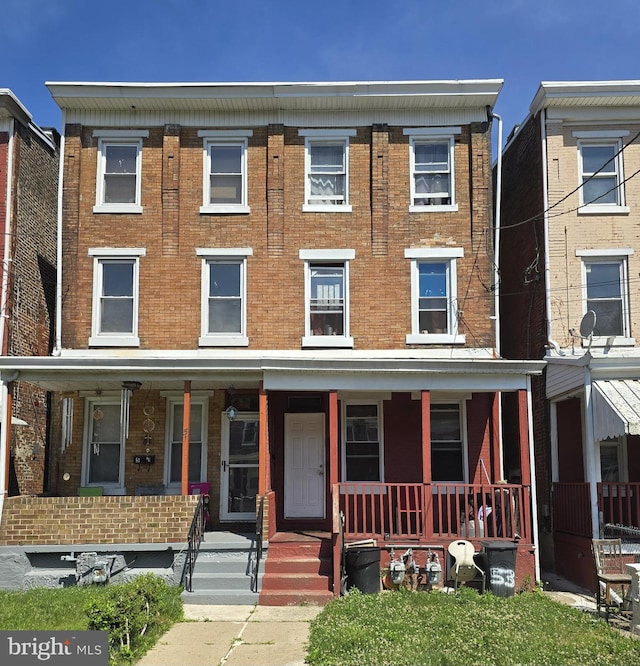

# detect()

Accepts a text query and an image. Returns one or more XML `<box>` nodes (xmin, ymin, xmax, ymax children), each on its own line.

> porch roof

<box><xmin>593</xmin><ymin>379</ymin><xmax>640</xmax><ymax>440</ymax></box>
<box><xmin>0</xmin><ymin>351</ymin><xmax>545</xmax><ymax>393</ymax></box>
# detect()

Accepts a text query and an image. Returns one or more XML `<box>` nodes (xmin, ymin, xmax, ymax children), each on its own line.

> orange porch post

<box><xmin>258</xmin><ymin>383</ymin><xmax>270</xmax><ymax>494</ymax></box>
<box><xmin>181</xmin><ymin>380</ymin><xmax>191</xmax><ymax>495</ymax></box>
<box><xmin>421</xmin><ymin>390</ymin><xmax>433</xmax><ymax>536</ymax></box>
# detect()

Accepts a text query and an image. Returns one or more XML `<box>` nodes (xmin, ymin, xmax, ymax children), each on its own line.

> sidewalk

<box><xmin>136</xmin><ymin>604</ymin><xmax>323</xmax><ymax>666</ymax></box>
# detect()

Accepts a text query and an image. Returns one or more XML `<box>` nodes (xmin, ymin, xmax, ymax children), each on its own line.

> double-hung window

<box><xmin>93</xmin><ymin>130</ymin><xmax>147</xmax><ymax>213</ymax></box>
<box><xmin>197</xmin><ymin>248</ymin><xmax>252</xmax><ymax>347</ymax></box>
<box><xmin>574</xmin><ymin>130</ymin><xmax>629</xmax><ymax>214</ymax></box>
<box><xmin>199</xmin><ymin>130</ymin><xmax>252</xmax><ymax>214</ymax></box>
<box><xmin>300</xmin><ymin>249</ymin><xmax>354</xmax><ymax>348</ymax></box>
<box><xmin>405</xmin><ymin>127</ymin><xmax>460</xmax><ymax>212</ymax></box>
<box><xmin>89</xmin><ymin>248</ymin><xmax>145</xmax><ymax>347</ymax></box>
<box><xmin>431</xmin><ymin>403</ymin><xmax>466</xmax><ymax>483</ymax></box>
<box><xmin>342</xmin><ymin>401</ymin><xmax>383</xmax><ymax>482</ymax></box>
<box><xmin>164</xmin><ymin>395</ymin><xmax>209</xmax><ymax>491</ymax></box>
<box><xmin>405</xmin><ymin>248</ymin><xmax>464</xmax><ymax>344</ymax></box>
<box><xmin>300</xmin><ymin>129</ymin><xmax>355</xmax><ymax>212</ymax></box>
<box><xmin>577</xmin><ymin>249</ymin><xmax>633</xmax><ymax>342</ymax></box>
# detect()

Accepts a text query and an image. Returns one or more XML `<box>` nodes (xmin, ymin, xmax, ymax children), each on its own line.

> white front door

<box><xmin>284</xmin><ymin>413</ymin><xmax>326</xmax><ymax>519</ymax></box>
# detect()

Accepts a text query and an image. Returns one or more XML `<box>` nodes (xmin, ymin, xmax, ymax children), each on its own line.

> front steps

<box><xmin>180</xmin><ymin>531</ymin><xmax>263</xmax><ymax>605</ymax></box>
<box><xmin>258</xmin><ymin>532</ymin><xmax>334</xmax><ymax>606</ymax></box>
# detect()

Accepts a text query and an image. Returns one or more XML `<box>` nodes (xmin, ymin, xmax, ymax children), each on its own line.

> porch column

<box><xmin>181</xmin><ymin>380</ymin><xmax>191</xmax><ymax>496</ymax></box>
<box><xmin>329</xmin><ymin>390</ymin><xmax>338</xmax><ymax>486</ymax></box>
<box><xmin>421</xmin><ymin>390</ymin><xmax>433</xmax><ymax>536</ymax></box>
<box><xmin>491</xmin><ymin>392</ymin><xmax>501</xmax><ymax>482</ymax></box>
<box><xmin>517</xmin><ymin>389</ymin><xmax>531</xmax><ymax>487</ymax></box>
<box><xmin>258</xmin><ymin>383</ymin><xmax>270</xmax><ymax>494</ymax></box>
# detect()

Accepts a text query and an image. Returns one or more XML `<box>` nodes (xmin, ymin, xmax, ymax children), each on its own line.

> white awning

<box><xmin>593</xmin><ymin>379</ymin><xmax>640</xmax><ymax>440</ymax></box>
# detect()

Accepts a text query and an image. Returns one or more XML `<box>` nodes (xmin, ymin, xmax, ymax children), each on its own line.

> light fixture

<box><xmin>225</xmin><ymin>405</ymin><xmax>238</xmax><ymax>421</ymax></box>
<box><xmin>122</xmin><ymin>381</ymin><xmax>142</xmax><ymax>391</ymax></box>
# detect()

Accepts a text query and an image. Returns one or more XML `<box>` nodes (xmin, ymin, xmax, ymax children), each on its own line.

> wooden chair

<box><xmin>592</xmin><ymin>538</ymin><xmax>632</xmax><ymax>621</ymax></box>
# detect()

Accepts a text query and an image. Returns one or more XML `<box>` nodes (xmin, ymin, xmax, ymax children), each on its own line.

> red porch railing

<box><xmin>598</xmin><ymin>482</ymin><xmax>640</xmax><ymax>530</ymax></box>
<box><xmin>552</xmin><ymin>482</ymin><xmax>592</xmax><ymax>538</ymax></box>
<box><xmin>337</xmin><ymin>482</ymin><xmax>530</xmax><ymax>543</ymax></box>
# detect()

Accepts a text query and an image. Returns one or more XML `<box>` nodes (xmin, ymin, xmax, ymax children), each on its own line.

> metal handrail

<box><xmin>180</xmin><ymin>494</ymin><xmax>206</xmax><ymax>592</ymax></box>
<box><xmin>251</xmin><ymin>495</ymin><xmax>265</xmax><ymax>593</ymax></box>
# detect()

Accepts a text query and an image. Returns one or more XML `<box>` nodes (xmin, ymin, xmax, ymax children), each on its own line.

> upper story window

<box><xmin>574</xmin><ymin>130</ymin><xmax>630</xmax><ymax>214</ymax></box>
<box><xmin>300</xmin><ymin>249</ymin><xmax>354</xmax><ymax>348</ymax></box>
<box><xmin>342</xmin><ymin>401</ymin><xmax>383</xmax><ymax>482</ymax></box>
<box><xmin>299</xmin><ymin>129</ymin><xmax>355</xmax><ymax>212</ymax></box>
<box><xmin>93</xmin><ymin>130</ymin><xmax>148</xmax><ymax>213</ymax></box>
<box><xmin>405</xmin><ymin>248</ymin><xmax>465</xmax><ymax>345</ymax></box>
<box><xmin>431</xmin><ymin>403</ymin><xmax>466</xmax><ymax>483</ymax></box>
<box><xmin>197</xmin><ymin>248</ymin><xmax>252</xmax><ymax>347</ymax></box>
<box><xmin>198</xmin><ymin>130</ymin><xmax>252</xmax><ymax>214</ymax></box>
<box><xmin>405</xmin><ymin>127</ymin><xmax>460</xmax><ymax>212</ymax></box>
<box><xmin>577</xmin><ymin>249</ymin><xmax>634</xmax><ymax>343</ymax></box>
<box><xmin>89</xmin><ymin>248</ymin><xmax>145</xmax><ymax>347</ymax></box>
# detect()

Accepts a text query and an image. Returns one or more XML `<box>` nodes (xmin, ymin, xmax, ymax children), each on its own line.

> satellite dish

<box><xmin>579</xmin><ymin>310</ymin><xmax>597</xmax><ymax>339</ymax></box>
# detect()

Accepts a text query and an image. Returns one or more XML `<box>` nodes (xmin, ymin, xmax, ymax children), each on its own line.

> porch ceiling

<box><xmin>593</xmin><ymin>379</ymin><xmax>640</xmax><ymax>439</ymax></box>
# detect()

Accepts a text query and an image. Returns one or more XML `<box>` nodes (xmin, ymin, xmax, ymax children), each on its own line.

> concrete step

<box><xmin>190</xmin><ymin>572</ymin><xmax>254</xmax><ymax>591</ymax></box>
<box><xmin>264</xmin><ymin>556</ymin><xmax>331</xmax><ymax>576</ymax></box>
<box><xmin>258</xmin><ymin>589</ymin><xmax>333</xmax><ymax>606</ymax></box>
<box><xmin>260</xmin><ymin>572</ymin><xmax>332</xmax><ymax>592</ymax></box>
<box><xmin>181</xmin><ymin>588</ymin><xmax>258</xmax><ymax>605</ymax></box>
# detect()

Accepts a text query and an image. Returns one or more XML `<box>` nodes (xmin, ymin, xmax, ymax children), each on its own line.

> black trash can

<box><xmin>481</xmin><ymin>540</ymin><xmax>517</xmax><ymax>597</ymax></box>
<box><xmin>345</xmin><ymin>547</ymin><xmax>381</xmax><ymax>594</ymax></box>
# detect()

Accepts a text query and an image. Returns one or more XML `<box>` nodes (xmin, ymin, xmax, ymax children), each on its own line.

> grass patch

<box><xmin>307</xmin><ymin>588</ymin><xmax>640</xmax><ymax>666</ymax></box>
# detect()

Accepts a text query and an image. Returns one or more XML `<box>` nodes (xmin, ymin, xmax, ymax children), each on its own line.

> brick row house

<box><xmin>0</xmin><ymin>90</ymin><xmax>58</xmax><ymax>498</ymax></box>
<box><xmin>0</xmin><ymin>80</ymin><xmax>543</xmax><ymax>600</ymax></box>
<box><xmin>500</xmin><ymin>81</ymin><xmax>640</xmax><ymax>589</ymax></box>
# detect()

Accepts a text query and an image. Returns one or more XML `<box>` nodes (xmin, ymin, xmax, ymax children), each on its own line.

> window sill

<box><xmin>577</xmin><ymin>205</ymin><xmax>630</xmax><ymax>215</ymax></box>
<box><xmin>303</xmin><ymin>204</ymin><xmax>353</xmax><ymax>213</ymax></box>
<box><xmin>584</xmin><ymin>336</ymin><xmax>635</xmax><ymax>347</ymax></box>
<box><xmin>199</xmin><ymin>335</ymin><xmax>249</xmax><ymax>347</ymax></box>
<box><xmin>410</xmin><ymin>204</ymin><xmax>458</xmax><ymax>213</ymax></box>
<box><xmin>93</xmin><ymin>204</ymin><xmax>143</xmax><ymax>214</ymax></box>
<box><xmin>89</xmin><ymin>335</ymin><xmax>140</xmax><ymax>347</ymax></box>
<box><xmin>199</xmin><ymin>204</ymin><xmax>250</xmax><ymax>215</ymax></box>
<box><xmin>406</xmin><ymin>333</ymin><xmax>466</xmax><ymax>345</ymax></box>
<box><xmin>302</xmin><ymin>335</ymin><xmax>354</xmax><ymax>348</ymax></box>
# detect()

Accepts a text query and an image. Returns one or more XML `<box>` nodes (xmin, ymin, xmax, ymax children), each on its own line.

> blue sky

<box><xmin>2</xmin><ymin>0</ymin><xmax>639</xmax><ymax>144</ymax></box>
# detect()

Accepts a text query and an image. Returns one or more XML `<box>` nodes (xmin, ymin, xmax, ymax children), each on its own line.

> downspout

<box><xmin>53</xmin><ymin>111</ymin><xmax>66</xmax><ymax>355</ymax></box>
<box><xmin>583</xmin><ymin>366</ymin><xmax>600</xmax><ymax>538</ymax></box>
<box><xmin>0</xmin><ymin>119</ymin><xmax>16</xmax><ymax>516</ymax></box>
<box><xmin>541</xmin><ymin>108</ymin><xmax>564</xmax><ymax>355</ymax></box>
<box><xmin>526</xmin><ymin>375</ymin><xmax>542</xmax><ymax>581</ymax></box>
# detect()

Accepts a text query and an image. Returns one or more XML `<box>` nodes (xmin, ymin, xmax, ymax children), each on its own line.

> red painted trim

<box><xmin>329</xmin><ymin>391</ymin><xmax>339</xmax><ymax>486</ymax></box>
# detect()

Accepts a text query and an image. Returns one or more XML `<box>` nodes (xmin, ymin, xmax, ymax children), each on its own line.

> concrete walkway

<box><xmin>136</xmin><ymin>604</ymin><xmax>322</xmax><ymax>666</ymax></box>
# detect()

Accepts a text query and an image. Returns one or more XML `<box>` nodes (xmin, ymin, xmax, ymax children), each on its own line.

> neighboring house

<box><xmin>500</xmin><ymin>81</ymin><xmax>640</xmax><ymax>589</ymax></box>
<box><xmin>0</xmin><ymin>80</ymin><xmax>543</xmax><ymax>600</ymax></box>
<box><xmin>0</xmin><ymin>90</ymin><xmax>58</xmax><ymax>497</ymax></box>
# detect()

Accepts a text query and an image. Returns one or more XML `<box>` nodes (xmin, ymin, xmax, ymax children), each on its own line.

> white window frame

<box><xmin>431</xmin><ymin>401</ymin><xmax>468</xmax><ymax>484</ymax></box>
<box><xmin>405</xmin><ymin>247</ymin><xmax>465</xmax><ymax>344</ymax></box>
<box><xmin>198</xmin><ymin>130</ymin><xmax>252</xmax><ymax>214</ymax></box>
<box><xmin>88</xmin><ymin>248</ymin><xmax>145</xmax><ymax>347</ymax></box>
<box><xmin>598</xmin><ymin>436</ymin><xmax>628</xmax><ymax>483</ymax></box>
<box><xmin>81</xmin><ymin>397</ymin><xmax>126</xmax><ymax>494</ymax></box>
<box><xmin>577</xmin><ymin>249</ymin><xmax>634</xmax><ymax>345</ymax></box>
<box><xmin>341</xmin><ymin>399</ymin><xmax>384</xmax><ymax>483</ymax></box>
<box><xmin>300</xmin><ymin>129</ymin><xmax>355</xmax><ymax>212</ymax></box>
<box><xmin>163</xmin><ymin>394</ymin><xmax>209</xmax><ymax>494</ymax></box>
<box><xmin>93</xmin><ymin>130</ymin><xmax>147</xmax><ymax>214</ymax></box>
<box><xmin>405</xmin><ymin>127</ymin><xmax>460</xmax><ymax>213</ymax></box>
<box><xmin>574</xmin><ymin>130</ymin><xmax>629</xmax><ymax>214</ymax></box>
<box><xmin>300</xmin><ymin>249</ymin><xmax>354</xmax><ymax>348</ymax></box>
<box><xmin>197</xmin><ymin>248</ymin><xmax>252</xmax><ymax>347</ymax></box>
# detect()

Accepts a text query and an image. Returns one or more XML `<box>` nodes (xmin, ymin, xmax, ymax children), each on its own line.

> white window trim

<box><xmin>300</xmin><ymin>249</ymin><xmax>355</xmax><ymax>348</ymax></box>
<box><xmin>163</xmin><ymin>395</ymin><xmax>209</xmax><ymax>492</ymax></box>
<box><xmin>300</xmin><ymin>129</ymin><xmax>355</xmax><ymax>213</ymax></box>
<box><xmin>576</xmin><ymin>136</ymin><xmax>629</xmax><ymax>214</ymax></box>
<box><xmin>405</xmin><ymin>128</ymin><xmax>460</xmax><ymax>213</ymax></box>
<box><xmin>93</xmin><ymin>134</ymin><xmax>146</xmax><ymax>214</ymax></box>
<box><xmin>405</xmin><ymin>248</ymin><xmax>465</xmax><ymax>344</ymax></box>
<box><xmin>199</xmin><ymin>130</ymin><xmax>252</xmax><ymax>214</ymax></box>
<box><xmin>88</xmin><ymin>248</ymin><xmax>145</xmax><ymax>347</ymax></box>
<box><xmin>431</xmin><ymin>400</ymin><xmax>469</xmax><ymax>485</ymax></box>
<box><xmin>81</xmin><ymin>397</ymin><xmax>126</xmax><ymax>494</ymax></box>
<box><xmin>341</xmin><ymin>399</ymin><xmax>384</xmax><ymax>484</ymax></box>
<box><xmin>197</xmin><ymin>248</ymin><xmax>253</xmax><ymax>347</ymax></box>
<box><xmin>579</xmin><ymin>252</ymin><xmax>634</xmax><ymax>346</ymax></box>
